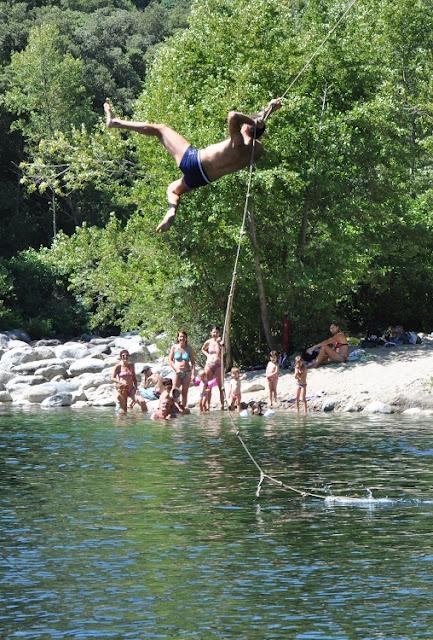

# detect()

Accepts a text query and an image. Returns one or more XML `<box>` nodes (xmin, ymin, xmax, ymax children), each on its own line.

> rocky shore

<box><xmin>0</xmin><ymin>329</ymin><xmax>432</xmax><ymax>414</ymax></box>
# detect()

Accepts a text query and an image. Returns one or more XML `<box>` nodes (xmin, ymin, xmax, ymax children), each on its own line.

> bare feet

<box><xmin>156</xmin><ymin>210</ymin><xmax>176</xmax><ymax>232</ymax></box>
<box><xmin>103</xmin><ymin>101</ymin><xmax>114</xmax><ymax>128</ymax></box>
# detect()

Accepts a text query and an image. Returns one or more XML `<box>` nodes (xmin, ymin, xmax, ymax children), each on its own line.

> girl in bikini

<box><xmin>265</xmin><ymin>350</ymin><xmax>279</xmax><ymax>407</ymax></box>
<box><xmin>294</xmin><ymin>355</ymin><xmax>308</xmax><ymax>414</ymax></box>
<box><xmin>201</xmin><ymin>326</ymin><xmax>224</xmax><ymax>409</ymax></box>
<box><xmin>168</xmin><ymin>330</ymin><xmax>195</xmax><ymax>408</ymax></box>
<box><xmin>309</xmin><ymin>323</ymin><xmax>349</xmax><ymax>368</ymax></box>
<box><xmin>112</xmin><ymin>349</ymin><xmax>147</xmax><ymax>414</ymax></box>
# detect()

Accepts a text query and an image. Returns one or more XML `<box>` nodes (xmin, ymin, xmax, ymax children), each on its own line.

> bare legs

<box><xmin>311</xmin><ymin>345</ymin><xmax>346</xmax><ymax>368</ymax></box>
<box><xmin>296</xmin><ymin>386</ymin><xmax>307</xmax><ymax>414</ymax></box>
<box><xmin>103</xmin><ymin>101</ymin><xmax>191</xmax><ymax>231</ymax></box>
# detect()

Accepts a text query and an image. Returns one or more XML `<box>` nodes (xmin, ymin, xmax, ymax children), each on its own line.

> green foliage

<box><xmin>0</xmin><ymin>250</ymin><xmax>87</xmax><ymax>336</ymax></box>
<box><xmin>3</xmin><ymin>23</ymin><xmax>95</xmax><ymax>142</ymax></box>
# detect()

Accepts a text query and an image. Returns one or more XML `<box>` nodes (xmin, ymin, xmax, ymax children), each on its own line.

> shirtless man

<box><xmin>104</xmin><ymin>97</ymin><xmax>282</xmax><ymax>231</ymax></box>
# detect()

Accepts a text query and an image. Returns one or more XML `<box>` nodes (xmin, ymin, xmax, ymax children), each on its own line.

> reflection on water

<box><xmin>1</xmin><ymin>408</ymin><xmax>433</xmax><ymax>638</ymax></box>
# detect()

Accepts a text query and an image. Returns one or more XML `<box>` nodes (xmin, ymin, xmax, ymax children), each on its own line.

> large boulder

<box><xmin>0</xmin><ymin>333</ymin><xmax>10</xmax><ymax>349</ymax></box>
<box><xmin>0</xmin><ymin>390</ymin><xmax>12</xmax><ymax>402</ymax></box>
<box><xmin>33</xmin><ymin>339</ymin><xmax>61</xmax><ymax>347</ymax></box>
<box><xmin>35</xmin><ymin>364</ymin><xmax>68</xmax><ymax>380</ymax></box>
<box><xmin>244</xmin><ymin>383</ymin><xmax>266</xmax><ymax>393</ymax></box>
<box><xmin>6</xmin><ymin>375</ymin><xmax>46</xmax><ymax>392</ymax></box>
<box><xmin>88</xmin><ymin>344</ymin><xmax>111</xmax><ymax>357</ymax></box>
<box><xmin>41</xmin><ymin>393</ymin><xmax>73</xmax><ymax>408</ymax></box>
<box><xmin>75</xmin><ymin>370</ymin><xmax>112</xmax><ymax>390</ymax></box>
<box><xmin>32</xmin><ymin>346</ymin><xmax>56</xmax><ymax>360</ymax></box>
<box><xmin>86</xmin><ymin>384</ymin><xmax>116</xmax><ymax>406</ymax></box>
<box><xmin>0</xmin><ymin>371</ymin><xmax>14</xmax><ymax>385</ymax></box>
<box><xmin>68</xmin><ymin>358</ymin><xmax>106</xmax><ymax>377</ymax></box>
<box><xmin>0</xmin><ymin>346</ymin><xmax>35</xmax><ymax>369</ymax></box>
<box><xmin>54</xmin><ymin>342</ymin><xmax>89</xmax><ymax>360</ymax></box>
<box><xmin>26</xmin><ymin>383</ymin><xmax>58</xmax><ymax>403</ymax></box>
<box><xmin>362</xmin><ymin>401</ymin><xmax>393</xmax><ymax>414</ymax></box>
<box><xmin>89</xmin><ymin>337</ymin><xmax>113</xmax><ymax>345</ymax></box>
<box><xmin>13</xmin><ymin>358</ymin><xmax>69</xmax><ymax>374</ymax></box>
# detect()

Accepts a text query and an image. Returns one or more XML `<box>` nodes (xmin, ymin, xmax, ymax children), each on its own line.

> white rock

<box><xmin>362</xmin><ymin>401</ymin><xmax>393</xmax><ymax>414</ymax></box>
<box><xmin>33</xmin><ymin>346</ymin><xmax>56</xmax><ymax>360</ymax></box>
<box><xmin>0</xmin><ymin>333</ymin><xmax>10</xmax><ymax>348</ymax></box>
<box><xmin>72</xmin><ymin>390</ymin><xmax>88</xmax><ymax>403</ymax></box>
<box><xmin>86</xmin><ymin>383</ymin><xmax>116</xmax><ymax>406</ymax></box>
<box><xmin>34</xmin><ymin>339</ymin><xmax>61</xmax><ymax>347</ymax></box>
<box><xmin>41</xmin><ymin>393</ymin><xmax>73</xmax><ymax>408</ymax></box>
<box><xmin>26</xmin><ymin>384</ymin><xmax>58</xmax><ymax>403</ymax></box>
<box><xmin>244</xmin><ymin>383</ymin><xmax>266</xmax><ymax>393</ymax></box>
<box><xmin>0</xmin><ymin>390</ymin><xmax>12</xmax><ymax>402</ymax></box>
<box><xmin>6</xmin><ymin>375</ymin><xmax>46</xmax><ymax>391</ymax></box>
<box><xmin>0</xmin><ymin>346</ymin><xmax>35</xmax><ymax>369</ymax></box>
<box><xmin>0</xmin><ymin>371</ymin><xmax>14</xmax><ymax>384</ymax></box>
<box><xmin>13</xmin><ymin>357</ymin><xmax>69</xmax><ymax>374</ymax></box>
<box><xmin>68</xmin><ymin>358</ymin><xmax>106</xmax><ymax>376</ymax></box>
<box><xmin>35</xmin><ymin>364</ymin><xmax>68</xmax><ymax>380</ymax></box>
<box><xmin>74</xmin><ymin>372</ymin><xmax>105</xmax><ymax>390</ymax></box>
<box><xmin>7</xmin><ymin>339</ymin><xmax>30</xmax><ymax>349</ymax></box>
<box><xmin>342</xmin><ymin>402</ymin><xmax>361</xmax><ymax>413</ymax></box>
<box><xmin>71</xmin><ymin>400</ymin><xmax>89</xmax><ymax>408</ymax></box>
<box><xmin>88</xmin><ymin>344</ymin><xmax>111</xmax><ymax>357</ymax></box>
<box><xmin>89</xmin><ymin>337</ymin><xmax>113</xmax><ymax>345</ymax></box>
<box><xmin>54</xmin><ymin>342</ymin><xmax>89</xmax><ymax>360</ymax></box>
<box><xmin>402</xmin><ymin>407</ymin><xmax>433</xmax><ymax>416</ymax></box>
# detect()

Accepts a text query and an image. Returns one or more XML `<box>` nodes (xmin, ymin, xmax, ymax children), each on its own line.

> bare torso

<box><xmin>200</xmin><ymin>138</ymin><xmax>264</xmax><ymax>181</ymax></box>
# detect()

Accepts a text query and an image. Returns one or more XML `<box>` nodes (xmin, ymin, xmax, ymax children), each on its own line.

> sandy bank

<box><xmin>218</xmin><ymin>339</ymin><xmax>433</xmax><ymax>414</ymax></box>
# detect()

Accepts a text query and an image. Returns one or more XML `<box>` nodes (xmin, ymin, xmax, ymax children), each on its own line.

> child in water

<box><xmin>265</xmin><ymin>350</ymin><xmax>279</xmax><ymax>407</ymax></box>
<box><xmin>294</xmin><ymin>355</ymin><xmax>307</xmax><ymax>414</ymax></box>
<box><xmin>228</xmin><ymin>367</ymin><xmax>242</xmax><ymax>411</ymax></box>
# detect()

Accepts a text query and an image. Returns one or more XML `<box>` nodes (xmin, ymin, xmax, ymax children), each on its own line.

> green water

<box><xmin>1</xmin><ymin>408</ymin><xmax>433</xmax><ymax>639</ymax></box>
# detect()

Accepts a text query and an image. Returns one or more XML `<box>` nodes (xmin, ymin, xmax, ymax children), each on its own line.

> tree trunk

<box><xmin>247</xmin><ymin>206</ymin><xmax>275</xmax><ymax>350</ymax></box>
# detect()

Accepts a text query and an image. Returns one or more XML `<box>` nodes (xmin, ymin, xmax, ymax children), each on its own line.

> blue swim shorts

<box><xmin>179</xmin><ymin>146</ymin><xmax>211</xmax><ymax>189</ymax></box>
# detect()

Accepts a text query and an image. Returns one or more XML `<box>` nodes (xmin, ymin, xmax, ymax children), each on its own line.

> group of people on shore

<box><xmin>111</xmin><ymin>322</ymin><xmax>351</xmax><ymax>418</ymax></box>
<box><xmin>111</xmin><ymin>326</ymin><xmax>225</xmax><ymax>418</ymax></box>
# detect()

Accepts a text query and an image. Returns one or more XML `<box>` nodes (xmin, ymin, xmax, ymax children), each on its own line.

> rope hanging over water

<box><xmin>220</xmin><ymin>0</ymin><xmax>361</xmax><ymax>502</ymax></box>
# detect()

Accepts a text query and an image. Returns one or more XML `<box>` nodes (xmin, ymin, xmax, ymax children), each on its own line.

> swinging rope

<box><xmin>220</xmin><ymin>0</ymin><xmax>361</xmax><ymax>501</ymax></box>
<box><xmin>264</xmin><ymin>0</ymin><xmax>360</xmax><ymax>120</ymax></box>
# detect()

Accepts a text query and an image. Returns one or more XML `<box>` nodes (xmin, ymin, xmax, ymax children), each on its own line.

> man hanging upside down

<box><xmin>104</xmin><ymin>97</ymin><xmax>282</xmax><ymax>232</ymax></box>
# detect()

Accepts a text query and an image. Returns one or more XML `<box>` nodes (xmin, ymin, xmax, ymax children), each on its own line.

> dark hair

<box><xmin>119</xmin><ymin>349</ymin><xmax>129</xmax><ymax>357</ymax></box>
<box><xmin>176</xmin><ymin>330</ymin><xmax>188</xmax><ymax>343</ymax></box>
<box><xmin>172</xmin><ymin>388</ymin><xmax>180</xmax><ymax>399</ymax></box>
<box><xmin>163</xmin><ymin>378</ymin><xmax>173</xmax><ymax>387</ymax></box>
<box><xmin>211</xmin><ymin>326</ymin><xmax>221</xmax><ymax>333</ymax></box>
<box><xmin>247</xmin><ymin>118</ymin><xmax>266</xmax><ymax>139</ymax></box>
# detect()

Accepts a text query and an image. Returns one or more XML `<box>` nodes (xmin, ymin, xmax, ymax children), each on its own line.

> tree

<box><xmin>3</xmin><ymin>23</ymin><xmax>94</xmax><ymax>143</ymax></box>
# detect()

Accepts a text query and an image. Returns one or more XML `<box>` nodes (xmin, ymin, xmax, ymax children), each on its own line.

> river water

<box><xmin>1</xmin><ymin>408</ymin><xmax>433</xmax><ymax>639</ymax></box>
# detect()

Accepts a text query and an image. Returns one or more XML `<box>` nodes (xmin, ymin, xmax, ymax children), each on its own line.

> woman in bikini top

<box><xmin>111</xmin><ymin>349</ymin><xmax>147</xmax><ymax>413</ymax></box>
<box><xmin>310</xmin><ymin>323</ymin><xmax>349</xmax><ymax>368</ymax></box>
<box><xmin>168</xmin><ymin>330</ymin><xmax>195</xmax><ymax>408</ymax></box>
